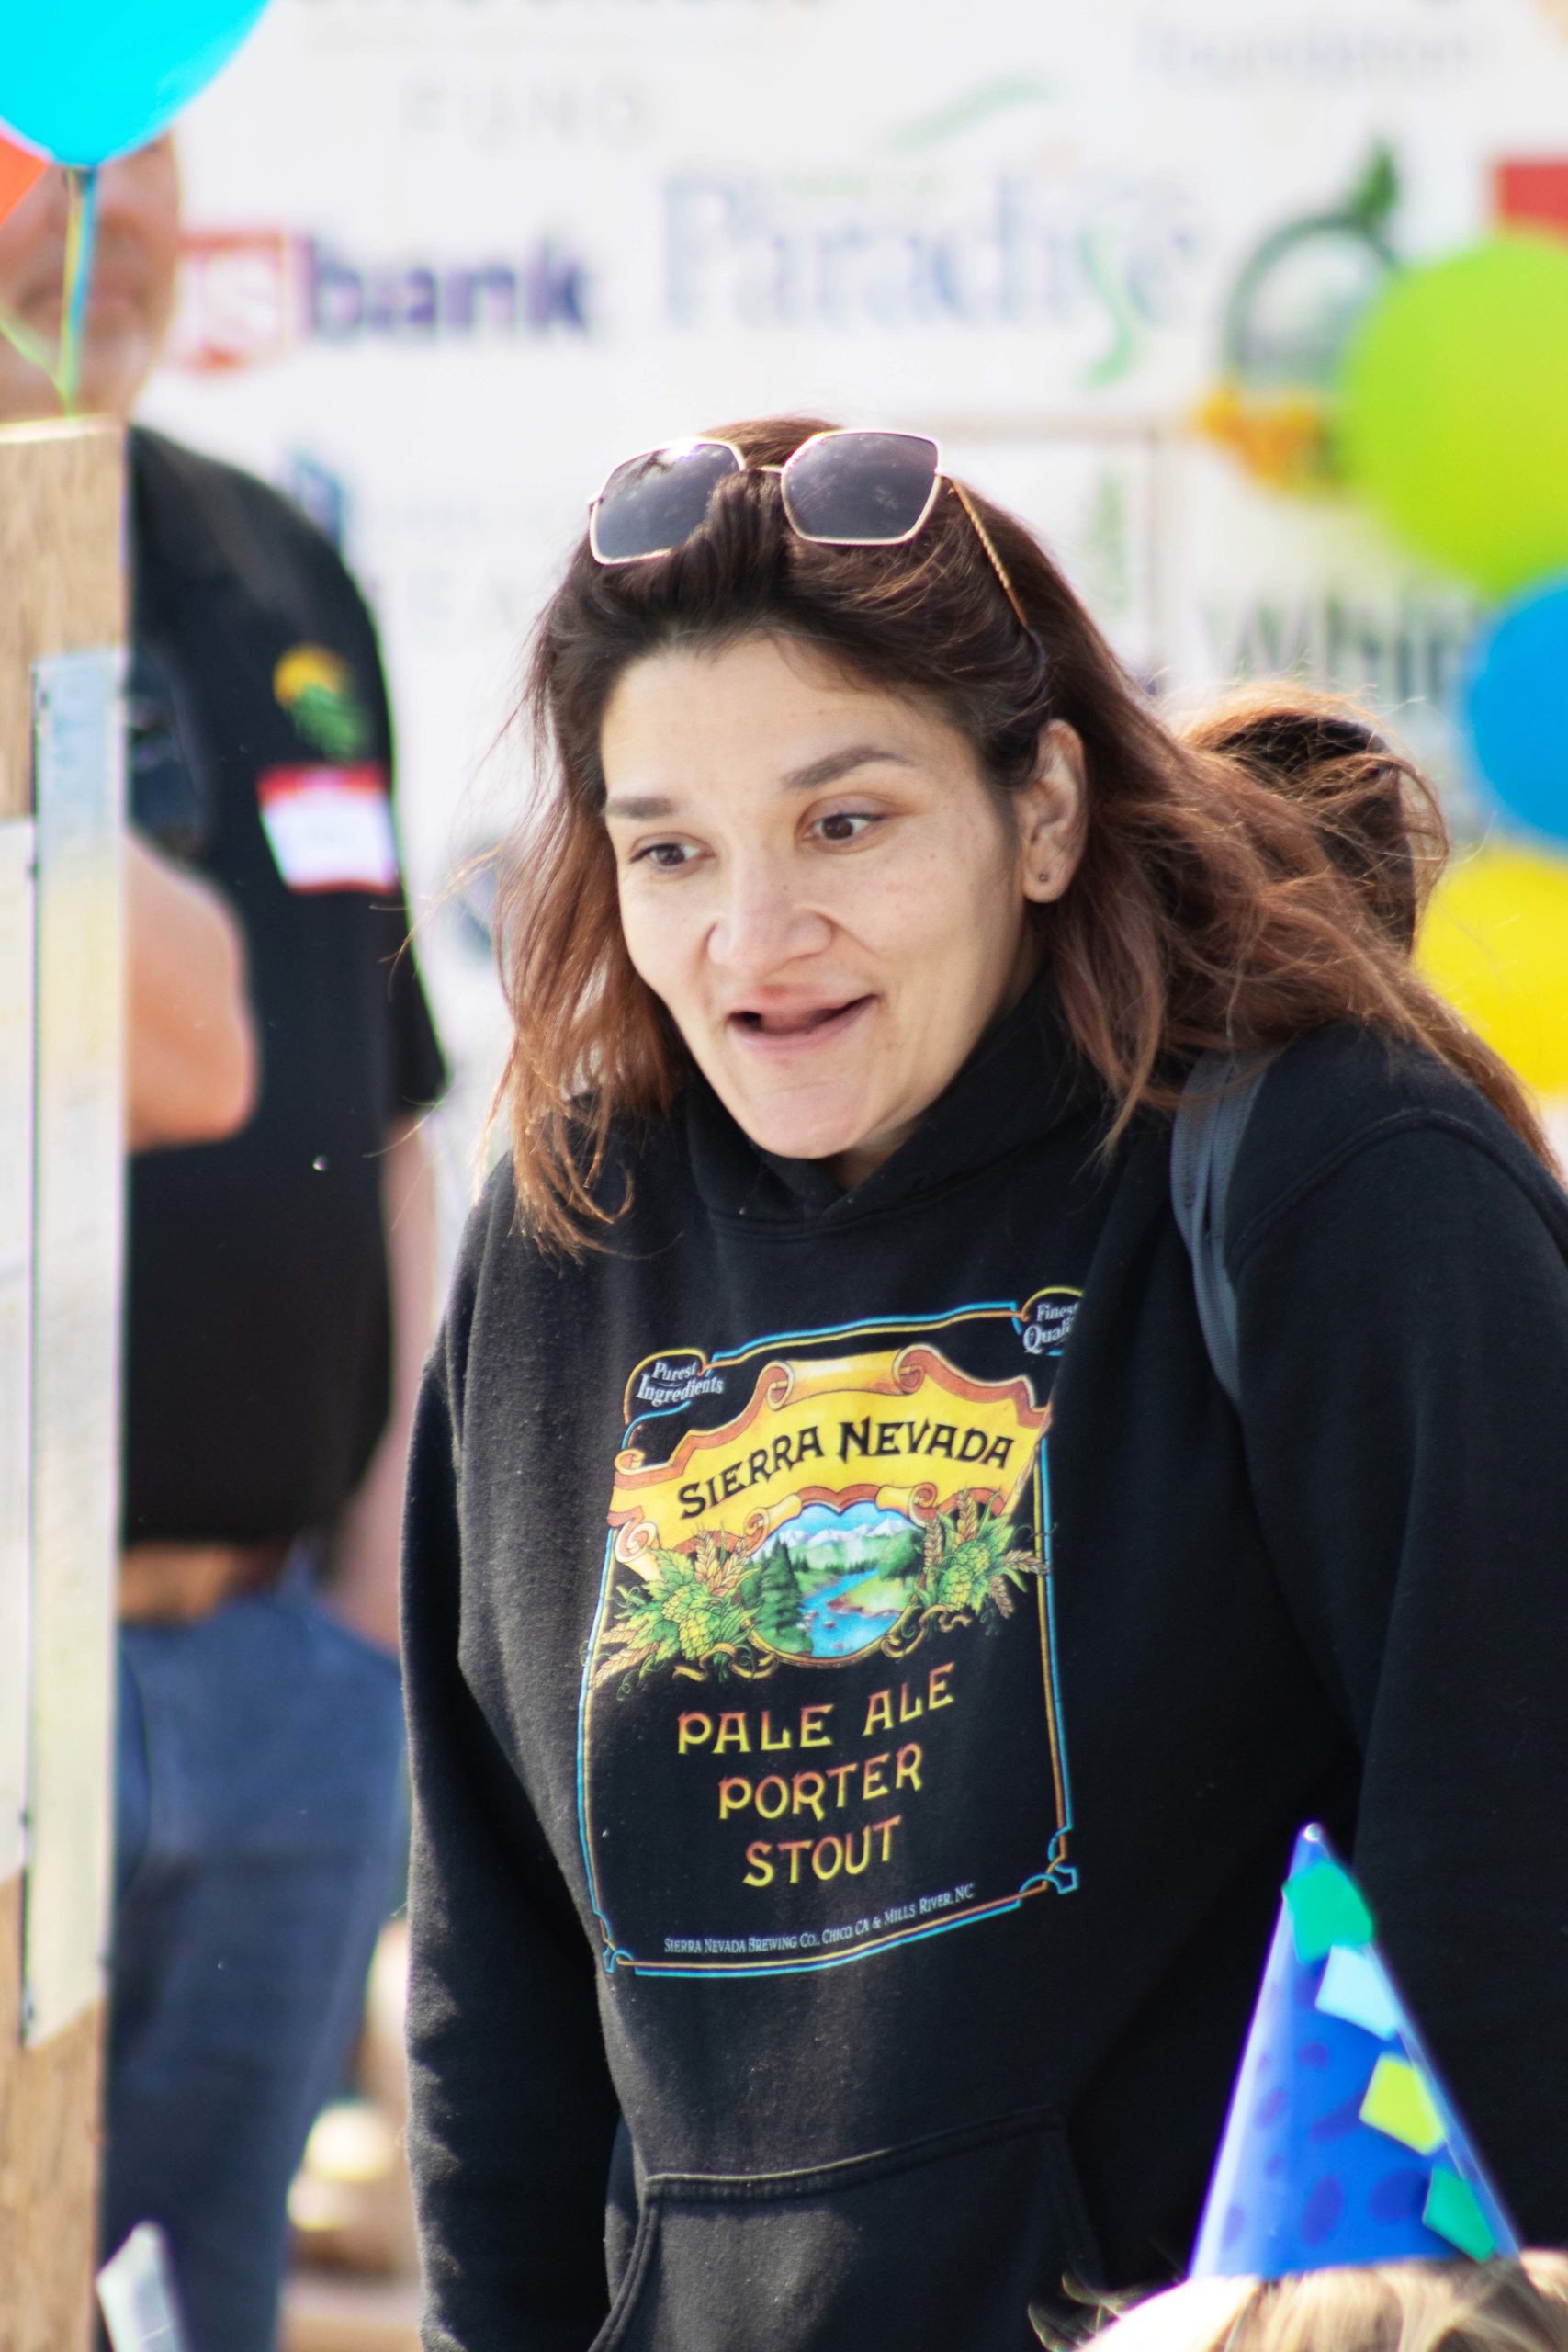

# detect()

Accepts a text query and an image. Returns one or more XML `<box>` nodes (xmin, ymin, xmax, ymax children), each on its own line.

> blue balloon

<box><xmin>0</xmin><ymin>0</ymin><xmax>271</xmax><ymax>168</ymax></box>
<box><xmin>1464</xmin><ymin>578</ymin><xmax>1568</xmax><ymax>846</ymax></box>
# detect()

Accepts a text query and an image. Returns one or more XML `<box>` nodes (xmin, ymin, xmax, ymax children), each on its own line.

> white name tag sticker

<box><xmin>257</xmin><ymin>763</ymin><xmax>400</xmax><ymax>893</ymax></box>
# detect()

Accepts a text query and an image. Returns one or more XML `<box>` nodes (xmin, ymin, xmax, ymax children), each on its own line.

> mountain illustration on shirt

<box><xmin>597</xmin><ymin>1483</ymin><xmax>1043</xmax><ymax>1690</ymax></box>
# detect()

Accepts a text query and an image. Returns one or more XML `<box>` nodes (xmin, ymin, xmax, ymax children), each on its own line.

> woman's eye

<box><xmin>632</xmin><ymin>840</ymin><xmax>694</xmax><ymax>871</ymax></box>
<box><xmin>815</xmin><ymin>810</ymin><xmax>879</xmax><ymax>845</ymax></box>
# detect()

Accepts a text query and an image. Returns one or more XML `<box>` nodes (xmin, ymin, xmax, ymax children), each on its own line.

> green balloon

<box><xmin>1340</xmin><ymin>235</ymin><xmax>1568</xmax><ymax>596</ymax></box>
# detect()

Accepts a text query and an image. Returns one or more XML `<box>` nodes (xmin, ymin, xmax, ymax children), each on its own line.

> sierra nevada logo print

<box><xmin>579</xmin><ymin>1303</ymin><xmax>1079</xmax><ymax>1979</ymax></box>
<box><xmin>602</xmin><ymin>1347</ymin><xmax>1043</xmax><ymax>1683</ymax></box>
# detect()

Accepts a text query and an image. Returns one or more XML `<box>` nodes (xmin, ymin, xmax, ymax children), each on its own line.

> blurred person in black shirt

<box><xmin>0</xmin><ymin>140</ymin><xmax>446</xmax><ymax>2352</ymax></box>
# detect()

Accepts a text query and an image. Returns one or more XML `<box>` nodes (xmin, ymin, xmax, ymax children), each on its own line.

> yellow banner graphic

<box><xmin>609</xmin><ymin>1345</ymin><xmax>1047</xmax><ymax>1566</ymax></box>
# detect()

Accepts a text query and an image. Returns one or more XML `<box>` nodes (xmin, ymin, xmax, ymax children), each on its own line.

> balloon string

<box><xmin>0</xmin><ymin>306</ymin><xmax>56</xmax><ymax>378</ymax></box>
<box><xmin>58</xmin><ymin>165</ymin><xmax>99</xmax><ymax>413</ymax></box>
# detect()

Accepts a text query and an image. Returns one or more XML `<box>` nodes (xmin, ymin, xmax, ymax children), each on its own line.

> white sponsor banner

<box><xmin>137</xmin><ymin>0</ymin><xmax>1568</xmax><ymax>1179</ymax></box>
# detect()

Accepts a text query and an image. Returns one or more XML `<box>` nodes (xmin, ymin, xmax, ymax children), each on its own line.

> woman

<box><xmin>402</xmin><ymin>420</ymin><xmax>1568</xmax><ymax>2352</ymax></box>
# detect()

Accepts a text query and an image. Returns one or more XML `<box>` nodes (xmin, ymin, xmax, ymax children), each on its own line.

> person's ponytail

<box><xmin>1165</xmin><ymin>688</ymin><xmax>1550</xmax><ymax>1163</ymax></box>
<box><xmin>1179</xmin><ymin>694</ymin><xmax>1431</xmax><ymax>953</ymax></box>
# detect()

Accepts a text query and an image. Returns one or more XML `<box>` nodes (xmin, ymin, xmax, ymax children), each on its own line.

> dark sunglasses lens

<box><xmin>782</xmin><ymin>431</ymin><xmax>940</xmax><ymax>544</ymax></box>
<box><xmin>592</xmin><ymin>441</ymin><xmax>740</xmax><ymax>561</ymax></box>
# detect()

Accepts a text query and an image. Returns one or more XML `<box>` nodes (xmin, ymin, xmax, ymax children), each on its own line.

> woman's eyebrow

<box><xmin>604</xmin><ymin>791</ymin><xmax>676</xmax><ymax>820</ymax></box>
<box><xmin>781</xmin><ymin>745</ymin><xmax>919</xmax><ymax>794</ymax></box>
<box><xmin>604</xmin><ymin>746</ymin><xmax>917</xmax><ymax>821</ymax></box>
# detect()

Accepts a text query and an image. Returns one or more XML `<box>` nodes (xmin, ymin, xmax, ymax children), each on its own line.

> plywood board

<box><xmin>0</xmin><ymin>424</ymin><xmax>119</xmax><ymax>820</ymax></box>
<box><xmin>0</xmin><ymin>418</ymin><xmax>123</xmax><ymax>2352</ymax></box>
<box><xmin>0</xmin><ymin>1877</ymin><xmax>103</xmax><ymax>2352</ymax></box>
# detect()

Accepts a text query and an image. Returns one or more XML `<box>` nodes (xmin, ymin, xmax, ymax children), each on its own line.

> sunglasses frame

<box><xmin>586</xmin><ymin>427</ymin><xmax>1032</xmax><ymax>634</ymax></box>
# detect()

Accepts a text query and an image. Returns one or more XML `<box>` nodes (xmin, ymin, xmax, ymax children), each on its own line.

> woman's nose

<box><xmin>706</xmin><ymin>860</ymin><xmax>831</xmax><ymax>977</ymax></box>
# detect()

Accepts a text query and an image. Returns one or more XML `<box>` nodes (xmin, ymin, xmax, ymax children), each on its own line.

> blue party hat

<box><xmin>1190</xmin><ymin>1825</ymin><xmax>1520</xmax><ymax>2279</ymax></box>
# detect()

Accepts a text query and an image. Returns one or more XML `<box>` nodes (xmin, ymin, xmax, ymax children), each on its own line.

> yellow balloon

<box><xmin>1418</xmin><ymin>843</ymin><xmax>1568</xmax><ymax>1096</ymax></box>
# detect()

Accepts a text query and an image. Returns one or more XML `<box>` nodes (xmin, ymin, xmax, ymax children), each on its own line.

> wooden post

<box><xmin>0</xmin><ymin>418</ymin><xmax>125</xmax><ymax>2352</ymax></box>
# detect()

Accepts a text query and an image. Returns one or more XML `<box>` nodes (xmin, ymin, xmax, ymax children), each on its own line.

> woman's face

<box><xmin>601</xmin><ymin>632</ymin><xmax>1083</xmax><ymax>1184</ymax></box>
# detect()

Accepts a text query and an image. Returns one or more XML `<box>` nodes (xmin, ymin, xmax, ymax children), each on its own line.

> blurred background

<box><xmin>23</xmin><ymin>1</ymin><xmax>1568</xmax><ymax>2344</ymax></box>
<box><xmin>139</xmin><ymin>0</ymin><xmax>1568</xmax><ymax>1240</ymax></box>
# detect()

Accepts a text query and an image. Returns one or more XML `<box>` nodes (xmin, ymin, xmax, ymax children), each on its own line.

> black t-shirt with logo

<box><xmin>123</xmin><ymin>426</ymin><xmax>446</xmax><ymax>1545</ymax></box>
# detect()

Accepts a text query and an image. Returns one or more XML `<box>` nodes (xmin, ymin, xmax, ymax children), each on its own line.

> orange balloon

<box><xmin>0</xmin><ymin>133</ymin><xmax>46</xmax><ymax>232</ymax></box>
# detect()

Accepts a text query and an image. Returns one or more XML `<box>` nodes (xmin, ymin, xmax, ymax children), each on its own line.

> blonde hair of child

<box><xmin>1089</xmin><ymin>2259</ymin><xmax>1568</xmax><ymax>2352</ymax></box>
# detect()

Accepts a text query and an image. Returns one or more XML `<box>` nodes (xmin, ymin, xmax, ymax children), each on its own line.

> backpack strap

<box><xmin>1170</xmin><ymin>1048</ymin><xmax>1272</xmax><ymax>1411</ymax></box>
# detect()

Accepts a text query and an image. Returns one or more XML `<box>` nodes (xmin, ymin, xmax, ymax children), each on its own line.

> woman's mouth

<box><xmin>727</xmin><ymin>997</ymin><xmax>874</xmax><ymax>1051</ymax></box>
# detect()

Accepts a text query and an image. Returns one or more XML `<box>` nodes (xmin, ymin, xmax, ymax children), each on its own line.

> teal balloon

<box><xmin>0</xmin><ymin>0</ymin><xmax>271</xmax><ymax>168</ymax></box>
<box><xmin>1465</xmin><ymin>582</ymin><xmax>1568</xmax><ymax>845</ymax></box>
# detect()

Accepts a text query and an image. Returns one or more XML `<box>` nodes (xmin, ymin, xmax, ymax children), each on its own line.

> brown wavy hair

<box><xmin>496</xmin><ymin>413</ymin><xmax>1547</xmax><ymax>1250</ymax></box>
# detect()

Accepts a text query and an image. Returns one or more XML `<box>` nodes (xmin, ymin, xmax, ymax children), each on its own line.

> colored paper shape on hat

<box><xmin>1360</xmin><ymin>2056</ymin><xmax>1445</xmax><ymax>2156</ymax></box>
<box><xmin>1316</xmin><ymin>1946</ymin><xmax>1400</xmax><ymax>2041</ymax></box>
<box><xmin>0</xmin><ymin>134</ymin><xmax>46</xmax><ymax>232</ymax></box>
<box><xmin>1190</xmin><ymin>1825</ymin><xmax>1521</xmax><ymax>2280</ymax></box>
<box><xmin>1283</xmin><ymin>1856</ymin><xmax>1373</xmax><ymax>1962</ymax></box>
<box><xmin>1424</xmin><ymin>2169</ymin><xmax>1499</xmax><ymax>2264</ymax></box>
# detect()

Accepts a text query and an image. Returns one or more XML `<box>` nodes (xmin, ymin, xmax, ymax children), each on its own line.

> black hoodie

<box><xmin>401</xmin><ymin>999</ymin><xmax>1568</xmax><ymax>2352</ymax></box>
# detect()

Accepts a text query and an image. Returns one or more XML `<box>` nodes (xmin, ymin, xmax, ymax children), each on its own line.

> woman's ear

<box><xmin>1018</xmin><ymin>721</ymin><xmax>1087</xmax><ymax>904</ymax></box>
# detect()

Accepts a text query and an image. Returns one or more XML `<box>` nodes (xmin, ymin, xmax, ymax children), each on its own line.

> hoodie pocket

<box><xmin>590</xmin><ymin>2106</ymin><xmax>1102</xmax><ymax>2352</ymax></box>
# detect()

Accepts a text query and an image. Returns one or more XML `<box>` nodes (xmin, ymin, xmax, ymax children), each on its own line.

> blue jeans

<box><xmin>106</xmin><ymin>1576</ymin><xmax>406</xmax><ymax>2352</ymax></box>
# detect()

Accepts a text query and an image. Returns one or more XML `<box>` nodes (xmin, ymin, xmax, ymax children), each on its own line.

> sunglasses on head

<box><xmin>587</xmin><ymin>426</ymin><xmax>1033</xmax><ymax>637</ymax></box>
